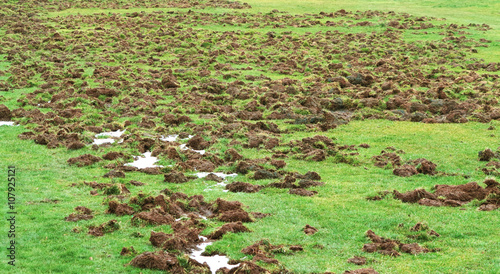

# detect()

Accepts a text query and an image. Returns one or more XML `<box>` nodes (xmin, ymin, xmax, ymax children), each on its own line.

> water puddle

<box><xmin>0</xmin><ymin>121</ymin><xmax>16</xmax><ymax>126</ymax></box>
<box><xmin>190</xmin><ymin>236</ymin><xmax>239</xmax><ymax>274</ymax></box>
<box><xmin>92</xmin><ymin>130</ymin><xmax>125</xmax><ymax>145</ymax></box>
<box><xmin>196</xmin><ymin>172</ymin><xmax>237</xmax><ymax>192</ymax></box>
<box><xmin>124</xmin><ymin>152</ymin><xmax>164</xmax><ymax>169</ymax></box>
<box><xmin>160</xmin><ymin>134</ymin><xmax>194</xmax><ymax>142</ymax></box>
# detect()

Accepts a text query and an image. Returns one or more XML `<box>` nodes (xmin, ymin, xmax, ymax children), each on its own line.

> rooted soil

<box><xmin>88</xmin><ymin>219</ymin><xmax>119</xmax><ymax>236</ymax></box>
<box><xmin>226</xmin><ymin>181</ymin><xmax>262</xmax><ymax>193</ymax></box>
<box><xmin>209</xmin><ymin>221</ymin><xmax>251</xmax><ymax>239</ymax></box>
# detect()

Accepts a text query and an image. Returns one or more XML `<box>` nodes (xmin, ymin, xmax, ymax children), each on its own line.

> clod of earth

<box><xmin>88</xmin><ymin>219</ymin><xmax>120</xmax><ymax>236</ymax></box>
<box><xmin>225</xmin><ymin>181</ymin><xmax>262</xmax><ymax>193</ymax></box>
<box><xmin>303</xmin><ymin>224</ymin><xmax>318</xmax><ymax>235</ymax></box>
<box><xmin>347</xmin><ymin>256</ymin><xmax>367</xmax><ymax>265</ymax></box>
<box><xmin>209</xmin><ymin>222</ymin><xmax>251</xmax><ymax>239</ymax></box>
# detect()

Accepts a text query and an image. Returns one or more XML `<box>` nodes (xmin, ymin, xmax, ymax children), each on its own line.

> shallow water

<box><xmin>124</xmin><ymin>151</ymin><xmax>164</xmax><ymax>169</ymax></box>
<box><xmin>190</xmin><ymin>236</ymin><xmax>239</xmax><ymax>274</ymax></box>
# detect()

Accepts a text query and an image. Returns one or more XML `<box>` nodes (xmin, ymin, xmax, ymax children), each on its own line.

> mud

<box><xmin>132</xmin><ymin>208</ymin><xmax>175</xmax><ymax>225</ymax></box>
<box><xmin>289</xmin><ymin>188</ymin><xmax>318</xmax><ymax>196</ymax></box>
<box><xmin>107</xmin><ymin>200</ymin><xmax>135</xmax><ymax>216</ymax></box>
<box><xmin>130</xmin><ymin>251</ymin><xmax>183</xmax><ymax>272</ymax></box>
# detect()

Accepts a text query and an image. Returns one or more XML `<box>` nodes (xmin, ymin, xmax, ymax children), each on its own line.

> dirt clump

<box><xmin>303</xmin><ymin>224</ymin><xmax>318</xmax><ymax>235</ymax></box>
<box><xmin>347</xmin><ymin>256</ymin><xmax>367</xmax><ymax>265</ymax></box>
<box><xmin>343</xmin><ymin>268</ymin><xmax>379</xmax><ymax>274</ymax></box>
<box><xmin>107</xmin><ymin>200</ymin><xmax>135</xmax><ymax>216</ymax></box>
<box><xmin>393</xmin><ymin>179</ymin><xmax>500</xmax><ymax>210</ymax></box>
<box><xmin>225</xmin><ymin>148</ymin><xmax>243</xmax><ymax>162</ymax></box>
<box><xmin>414</xmin><ymin>159</ymin><xmax>437</xmax><ymax>175</ymax></box>
<box><xmin>218</xmin><ymin>210</ymin><xmax>254</xmax><ymax>223</ymax></box>
<box><xmin>103</xmin><ymin>151</ymin><xmax>125</xmax><ymax>160</ymax></box>
<box><xmin>289</xmin><ymin>188</ymin><xmax>317</xmax><ymax>196</ymax></box>
<box><xmin>129</xmin><ymin>251</ymin><xmax>183</xmax><ymax>272</ymax></box>
<box><xmin>88</xmin><ymin>219</ymin><xmax>119</xmax><ymax>236</ymax></box>
<box><xmin>75</xmin><ymin>206</ymin><xmax>92</xmax><ymax>214</ymax></box>
<box><xmin>393</xmin><ymin>164</ymin><xmax>418</xmax><ymax>177</ymax></box>
<box><xmin>65</xmin><ymin>213</ymin><xmax>93</xmax><ymax>222</ymax></box>
<box><xmin>253</xmin><ymin>169</ymin><xmax>281</xmax><ymax>180</ymax></box>
<box><xmin>164</xmin><ymin>171</ymin><xmax>191</xmax><ymax>183</ymax></box>
<box><xmin>226</xmin><ymin>181</ymin><xmax>262</xmax><ymax>193</ymax></box>
<box><xmin>478</xmin><ymin>148</ymin><xmax>496</xmax><ymax>161</ymax></box>
<box><xmin>120</xmin><ymin>246</ymin><xmax>136</xmax><ymax>256</ymax></box>
<box><xmin>132</xmin><ymin>208</ymin><xmax>174</xmax><ymax>225</ymax></box>
<box><xmin>186</xmin><ymin>135</ymin><xmax>210</xmax><ymax>150</ymax></box>
<box><xmin>220</xmin><ymin>261</ymin><xmax>269</xmax><ymax>274</ymax></box>
<box><xmin>209</xmin><ymin>221</ymin><xmax>251</xmax><ymax>239</ymax></box>
<box><xmin>0</xmin><ymin>105</ymin><xmax>12</xmax><ymax>121</ymax></box>
<box><xmin>67</xmin><ymin>154</ymin><xmax>102</xmax><ymax>167</ymax></box>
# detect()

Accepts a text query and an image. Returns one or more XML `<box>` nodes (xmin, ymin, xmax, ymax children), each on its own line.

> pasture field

<box><xmin>0</xmin><ymin>0</ymin><xmax>499</xmax><ymax>273</ymax></box>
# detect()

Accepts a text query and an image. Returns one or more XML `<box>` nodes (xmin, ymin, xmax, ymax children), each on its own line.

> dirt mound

<box><xmin>225</xmin><ymin>148</ymin><xmax>243</xmax><ymax>162</ymax></box>
<box><xmin>120</xmin><ymin>246</ymin><xmax>136</xmax><ymax>256</ymax></box>
<box><xmin>303</xmin><ymin>224</ymin><xmax>318</xmax><ymax>235</ymax></box>
<box><xmin>204</xmin><ymin>173</ymin><xmax>223</xmax><ymax>182</ymax></box>
<box><xmin>102</xmin><ymin>151</ymin><xmax>125</xmax><ymax>160</ymax></box>
<box><xmin>164</xmin><ymin>171</ymin><xmax>190</xmax><ymax>183</ymax></box>
<box><xmin>218</xmin><ymin>210</ymin><xmax>254</xmax><ymax>222</ymax></box>
<box><xmin>347</xmin><ymin>256</ymin><xmax>367</xmax><ymax>265</ymax></box>
<box><xmin>209</xmin><ymin>221</ymin><xmax>251</xmax><ymax>239</ymax></box>
<box><xmin>65</xmin><ymin>213</ymin><xmax>93</xmax><ymax>222</ymax></box>
<box><xmin>297</xmin><ymin>179</ymin><xmax>325</xmax><ymax>188</ymax></box>
<box><xmin>214</xmin><ymin>198</ymin><xmax>243</xmax><ymax>213</ymax></box>
<box><xmin>253</xmin><ymin>169</ymin><xmax>281</xmax><ymax>180</ymax></box>
<box><xmin>187</xmin><ymin>135</ymin><xmax>210</xmax><ymax>150</ymax></box>
<box><xmin>0</xmin><ymin>105</ymin><xmax>12</xmax><ymax>121</ymax></box>
<box><xmin>88</xmin><ymin>219</ymin><xmax>119</xmax><ymax>236</ymax></box>
<box><xmin>362</xmin><ymin>229</ymin><xmax>430</xmax><ymax>256</ymax></box>
<box><xmin>393</xmin><ymin>164</ymin><xmax>418</xmax><ymax>177</ymax></box>
<box><xmin>414</xmin><ymin>159</ymin><xmax>437</xmax><ymax>175</ymax></box>
<box><xmin>150</xmin><ymin>231</ymin><xmax>171</xmax><ymax>247</ymax></box>
<box><xmin>289</xmin><ymin>188</ymin><xmax>317</xmax><ymax>196</ymax></box>
<box><xmin>132</xmin><ymin>208</ymin><xmax>174</xmax><ymax>225</ymax></box>
<box><xmin>75</xmin><ymin>206</ymin><xmax>92</xmax><ymax>214</ymax></box>
<box><xmin>226</xmin><ymin>181</ymin><xmax>262</xmax><ymax>193</ymax></box>
<box><xmin>344</xmin><ymin>268</ymin><xmax>379</xmax><ymax>274</ymax></box>
<box><xmin>479</xmin><ymin>148</ymin><xmax>496</xmax><ymax>161</ymax></box>
<box><xmin>221</xmin><ymin>261</ymin><xmax>269</xmax><ymax>274</ymax></box>
<box><xmin>130</xmin><ymin>251</ymin><xmax>183</xmax><ymax>272</ymax></box>
<box><xmin>107</xmin><ymin>200</ymin><xmax>135</xmax><ymax>216</ymax></box>
<box><xmin>393</xmin><ymin>179</ymin><xmax>499</xmax><ymax>209</ymax></box>
<box><xmin>67</xmin><ymin>154</ymin><xmax>102</xmax><ymax>167</ymax></box>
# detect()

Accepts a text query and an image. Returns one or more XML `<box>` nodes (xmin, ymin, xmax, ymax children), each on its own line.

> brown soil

<box><xmin>303</xmin><ymin>224</ymin><xmax>318</xmax><ymax>235</ymax></box>
<box><xmin>393</xmin><ymin>179</ymin><xmax>500</xmax><ymax>210</ymax></box>
<box><xmin>164</xmin><ymin>171</ymin><xmax>191</xmax><ymax>183</ymax></box>
<box><xmin>65</xmin><ymin>213</ymin><xmax>93</xmax><ymax>222</ymax></box>
<box><xmin>75</xmin><ymin>206</ymin><xmax>92</xmax><ymax>214</ymax></box>
<box><xmin>221</xmin><ymin>261</ymin><xmax>269</xmax><ymax>274</ymax></box>
<box><xmin>253</xmin><ymin>169</ymin><xmax>281</xmax><ymax>180</ymax></box>
<box><xmin>120</xmin><ymin>246</ymin><xmax>136</xmax><ymax>256</ymax></box>
<box><xmin>209</xmin><ymin>221</ymin><xmax>251</xmax><ymax>239</ymax></box>
<box><xmin>0</xmin><ymin>105</ymin><xmax>12</xmax><ymax>121</ymax></box>
<box><xmin>479</xmin><ymin>148</ymin><xmax>496</xmax><ymax>161</ymax></box>
<box><xmin>67</xmin><ymin>154</ymin><xmax>102</xmax><ymax>167</ymax></box>
<box><xmin>132</xmin><ymin>208</ymin><xmax>174</xmax><ymax>225</ymax></box>
<box><xmin>107</xmin><ymin>200</ymin><xmax>135</xmax><ymax>216</ymax></box>
<box><xmin>252</xmin><ymin>253</ymin><xmax>279</xmax><ymax>264</ymax></box>
<box><xmin>129</xmin><ymin>251</ymin><xmax>183</xmax><ymax>272</ymax></box>
<box><xmin>187</xmin><ymin>135</ymin><xmax>210</xmax><ymax>150</ymax></box>
<box><xmin>225</xmin><ymin>181</ymin><xmax>262</xmax><ymax>193</ymax></box>
<box><xmin>347</xmin><ymin>256</ymin><xmax>367</xmax><ymax>265</ymax></box>
<box><xmin>218</xmin><ymin>210</ymin><xmax>254</xmax><ymax>223</ymax></box>
<box><xmin>88</xmin><ymin>219</ymin><xmax>119</xmax><ymax>236</ymax></box>
<box><xmin>344</xmin><ymin>268</ymin><xmax>379</xmax><ymax>274</ymax></box>
<box><xmin>362</xmin><ymin>229</ymin><xmax>430</xmax><ymax>257</ymax></box>
<box><xmin>393</xmin><ymin>164</ymin><xmax>418</xmax><ymax>177</ymax></box>
<box><xmin>414</xmin><ymin>159</ymin><xmax>437</xmax><ymax>175</ymax></box>
<box><xmin>103</xmin><ymin>151</ymin><xmax>125</xmax><ymax>160</ymax></box>
<box><xmin>289</xmin><ymin>188</ymin><xmax>318</xmax><ymax>196</ymax></box>
<box><xmin>204</xmin><ymin>173</ymin><xmax>223</xmax><ymax>182</ymax></box>
<box><xmin>149</xmin><ymin>231</ymin><xmax>171</xmax><ymax>247</ymax></box>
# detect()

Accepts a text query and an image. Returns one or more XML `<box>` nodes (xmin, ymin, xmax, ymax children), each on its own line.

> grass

<box><xmin>1</xmin><ymin>0</ymin><xmax>500</xmax><ymax>273</ymax></box>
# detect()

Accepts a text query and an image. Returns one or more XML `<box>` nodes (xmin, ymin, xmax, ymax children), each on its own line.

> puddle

<box><xmin>190</xmin><ymin>236</ymin><xmax>239</xmax><ymax>274</ymax></box>
<box><xmin>197</xmin><ymin>172</ymin><xmax>237</xmax><ymax>192</ymax></box>
<box><xmin>124</xmin><ymin>152</ymin><xmax>164</xmax><ymax>169</ymax></box>
<box><xmin>92</xmin><ymin>130</ymin><xmax>125</xmax><ymax>145</ymax></box>
<box><xmin>160</xmin><ymin>134</ymin><xmax>194</xmax><ymax>142</ymax></box>
<box><xmin>194</xmin><ymin>172</ymin><xmax>238</xmax><ymax>179</ymax></box>
<box><xmin>0</xmin><ymin>121</ymin><xmax>16</xmax><ymax>126</ymax></box>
